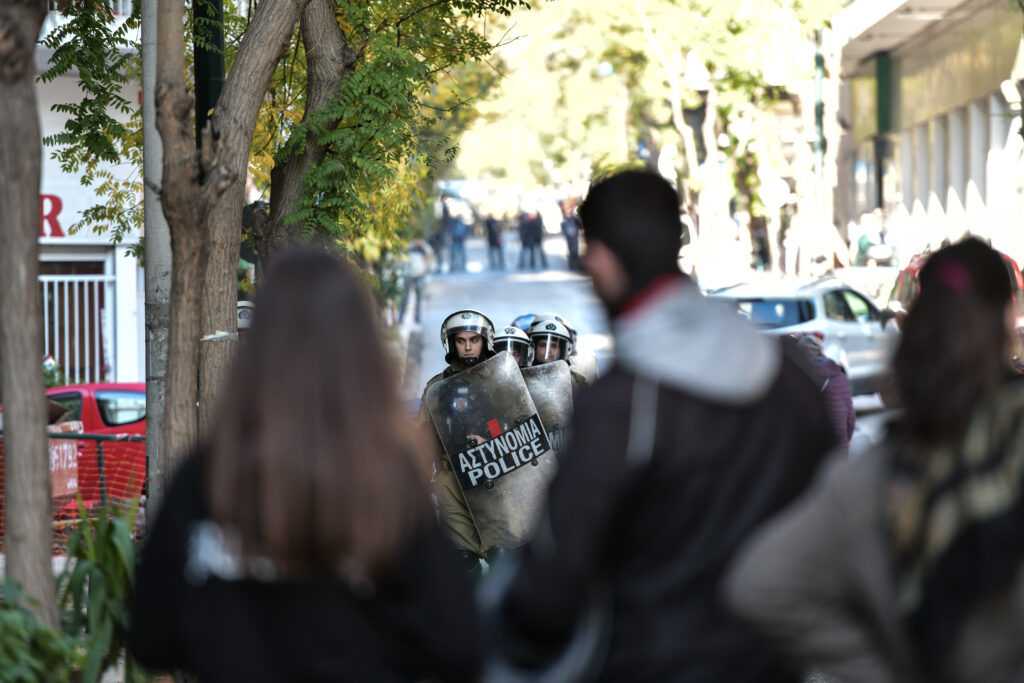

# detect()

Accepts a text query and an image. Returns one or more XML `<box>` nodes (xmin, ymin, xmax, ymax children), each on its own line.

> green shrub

<box><xmin>1</xmin><ymin>498</ymin><xmax>155</xmax><ymax>682</ymax></box>
<box><xmin>0</xmin><ymin>581</ymin><xmax>82</xmax><ymax>682</ymax></box>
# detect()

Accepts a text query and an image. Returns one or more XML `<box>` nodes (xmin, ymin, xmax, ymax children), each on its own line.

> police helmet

<box><xmin>511</xmin><ymin>313</ymin><xmax>537</xmax><ymax>332</ymax></box>
<box><xmin>528</xmin><ymin>319</ymin><xmax>573</xmax><ymax>364</ymax></box>
<box><xmin>441</xmin><ymin>309</ymin><xmax>496</xmax><ymax>366</ymax></box>
<box><xmin>494</xmin><ymin>326</ymin><xmax>535</xmax><ymax>368</ymax></box>
<box><xmin>533</xmin><ymin>312</ymin><xmax>577</xmax><ymax>350</ymax></box>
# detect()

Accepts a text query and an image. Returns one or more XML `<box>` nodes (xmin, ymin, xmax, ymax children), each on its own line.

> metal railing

<box><xmin>39</xmin><ymin>274</ymin><xmax>116</xmax><ymax>384</ymax></box>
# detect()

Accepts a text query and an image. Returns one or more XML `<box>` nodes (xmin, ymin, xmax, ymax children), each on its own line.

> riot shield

<box><xmin>569</xmin><ymin>351</ymin><xmax>599</xmax><ymax>383</ymax></box>
<box><xmin>521</xmin><ymin>362</ymin><xmax>573</xmax><ymax>460</ymax></box>
<box><xmin>425</xmin><ymin>352</ymin><xmax>558</xmax><ymax>549</ymax></box>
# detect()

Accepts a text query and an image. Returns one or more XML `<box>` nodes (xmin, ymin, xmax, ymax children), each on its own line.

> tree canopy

<box><xmin>42</xmin><ymin>0</ymin><xmax>527</xmax><ymax>260</ymax></box>
<box><xmin>454</xmin><ymin>0</ymin><xmax>837</xmax><ymax>218</ymax></box>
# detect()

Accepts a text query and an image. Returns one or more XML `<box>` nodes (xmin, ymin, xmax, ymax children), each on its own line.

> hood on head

<box><xmin>614</xmin><ymin>281</ymin><xmax>782</xmax><ymax>404</ymax></box>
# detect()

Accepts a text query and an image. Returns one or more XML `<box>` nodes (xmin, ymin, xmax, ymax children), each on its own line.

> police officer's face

<box><xmin>455</xmin><ymin>331</ymin><xmax>483</xmax><ymax>359</ymax></box>
<box><xmin>535</xmin><ymin>337</ymin><xmax>562</xmax><ymax>364</ymax></box>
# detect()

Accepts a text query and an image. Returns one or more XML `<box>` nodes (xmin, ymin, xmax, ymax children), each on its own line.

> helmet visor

<box><xmin>532</xmin><ymin>334</ymin><xmax>567</xmax><ymax>364</ymax></box>
<box><xmin>496</xmin><ymin>338</ymin><xmax>533</xmax><ymax>367</ymax></box>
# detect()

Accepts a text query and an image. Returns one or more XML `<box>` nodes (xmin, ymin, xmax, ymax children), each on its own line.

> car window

<box><xmin>842</xmin><ymin>290</ymin><xmax>879</xmax><ymax>323</ymax></box>
<box><xmin>823</xmin><ymin>292</ymin><xmax>856</xmax><ymax>321</ymax></box>
<box><xmin>48</xmin><ymin>393</ymin><xmax>83</xmax><ymax>420</ymax></box>
<box><xmin>95</xmin><ymin>391</ymin><xmax>146</xmax><ymax>427</ymax></box>
<box><xmin>732</xmin><ymin>298</ymin><xmax>815</xmax><ymax>328</ymax></box>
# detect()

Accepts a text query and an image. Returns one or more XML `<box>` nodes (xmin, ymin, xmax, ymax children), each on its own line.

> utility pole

<box><xmin>814</xmin><ymin>29</ymin><xmax>826</xmax><ymax>220</ymax></box>
<box><xmin>193</xmin><ymin>0</ymin><xmax>225</xmax><ymax>148</ymax></box>
<box><xmin>142</xmin><ymin>0</ymin><xmax>172</xmax><ymax>513</ymax></box>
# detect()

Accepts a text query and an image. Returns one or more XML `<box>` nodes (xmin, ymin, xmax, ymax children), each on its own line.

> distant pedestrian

<box><xmin>485</xmin><ymin>214</ymin><xmax>504</xmax><ymax>271</ymax></box>
<box><xmin>727</xmin><ymin>237</ymin><xmax>1024</xmax><ymax>683</ymax></box>
<box><xmin>130</xmin><ymin>249</ymin><xmax>480</xmax><ymax>683</ymax></box>
<box><xmin>560</xmin><ymin>198</ymin><xmax>581</xmax><ymax>271</ymax></box>
<box><xmin>797</xmin><ymin>334</ymin><xmax>855</xmax><ymax>448</ymax></box>
<box><xmin>495</xmin><ymin>169</ymin><xmax>834</xmax><ymax>682</ymax></box>
<box><xmin>517</xmin><ymin>208</ymin><xmax>546</xmax><ymax>270</ymax></box>
<box><xmin>445</xmin><ymin>199</ymin><xmax>469</xmax><ymax>273</ymax></box>
<box><xmin>400</xmin><ymin>238</ymin><xmax>433</xmax><ymax>325</ymax></box>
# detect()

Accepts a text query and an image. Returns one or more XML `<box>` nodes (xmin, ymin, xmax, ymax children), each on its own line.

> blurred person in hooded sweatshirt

<box><xmin>495</xmin><ymin>169</ymin><xmax>835</xmax><ymax>683</ymax></box>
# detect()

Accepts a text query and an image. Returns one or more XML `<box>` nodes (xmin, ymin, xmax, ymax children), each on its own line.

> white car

<box><xmin>708</xmin><ymin>278</ymin><xmax>899</xmax><ymax>398</ymax></box>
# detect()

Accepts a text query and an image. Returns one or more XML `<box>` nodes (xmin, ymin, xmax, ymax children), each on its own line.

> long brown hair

<box><xmin>205</xmin><ymin>248</ymin><xmax>431</xmax><ymax>579</ymax></box>
<box><xmin>892</xmin><ymin>237</ymin><xmax>1012</xmax><ymax>445</ymax></box>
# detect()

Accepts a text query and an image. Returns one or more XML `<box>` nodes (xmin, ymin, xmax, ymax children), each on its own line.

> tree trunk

<box><xmin>257</xmin><ymin>0</ymin><xmax>355</xmax><ymax>268</ymax></box>
<box><xmin>0</xmin><ymin>0</ymin><xmax>59</xmax><ymax>629</ymax></box>
<box><xmin>198</xmin><ymin>0</ymin><xmax>307</xmax><ymax>434</ymax></box>
<box><xmin>634</xmin><ymin>0</ymin><xmax>700</xmax><ymax>210</ymax></box>
<box><xmin>155</xmin><ymin>0</ymin><xmax>231</xmax><ymax>492</ymax></box>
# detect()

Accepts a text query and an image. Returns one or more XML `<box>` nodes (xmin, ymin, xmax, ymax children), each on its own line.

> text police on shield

<box><xmin>454</xmin><ymin>414</ymin><xmax>552</xmax><ymax>489</ymax></box>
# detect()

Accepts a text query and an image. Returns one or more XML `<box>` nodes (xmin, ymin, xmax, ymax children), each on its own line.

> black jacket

<box><xmin>501</xmin><ymin>277</ymin><xmax>835</xmax><ymax>682</ymax></box>
<box><xmin>129</xmin><ymin>454</ymin><xmax>481</xmax><ymax>682</ymax></box>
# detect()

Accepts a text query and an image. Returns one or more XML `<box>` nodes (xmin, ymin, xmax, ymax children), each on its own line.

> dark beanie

<box><xmin>577</xmin><ymin>169</ymin><xmax>683</xmax><ymax>288</ymax></box>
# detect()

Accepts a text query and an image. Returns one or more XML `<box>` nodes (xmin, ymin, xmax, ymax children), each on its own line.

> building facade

<box><xmin>833</xmin><ymin>0</ymin><xmax>1024</xmax><ymax>265</ymax></box>
<box><xmin>35</xmin><ymin>2</ymin><xmax>143</xmax><ymax>385</ymax></box>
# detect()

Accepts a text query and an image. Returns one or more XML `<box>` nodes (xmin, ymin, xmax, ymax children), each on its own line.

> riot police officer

<box><xmin>418</xmin><ymin>309</ymin><xmax>498</xmax><ymax>570</ymax></box>
<box><xmin>493</xmin><ymin>326</ymin><xmax>534</xmax><ymax>368</ymax></box>
<box><xmin>528</xmin><ymin>318</ymin><xmax>589</xmax><ymax>391</ymax></box>
<box><xmin>532</xmin><ymin>312</ymin><xmax>598</xmax><ymax>382</ymax></box>
<box><xmin>510</xmin><ymin>312</ymin><xmax>537</xmax><ymax>332</ymax></box>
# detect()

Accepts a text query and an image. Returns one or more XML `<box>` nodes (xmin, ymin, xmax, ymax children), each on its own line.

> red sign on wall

<box><xmin>39</xmin><ymin>194</ymin><xmax>64</xmax><ymax>237</ymax></box>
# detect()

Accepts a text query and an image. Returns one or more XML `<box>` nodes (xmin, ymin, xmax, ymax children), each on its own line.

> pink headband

<box><xmin>934</xmin><ymin>260</ymin><xmax>972</xmax><ymax>294</ymax></box>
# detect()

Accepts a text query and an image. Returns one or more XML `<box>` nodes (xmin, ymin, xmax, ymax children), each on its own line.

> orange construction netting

<box><xmin>0</xmin><ymin>424</ymin><xmax>146</xmax><ymax>554</ymax></box>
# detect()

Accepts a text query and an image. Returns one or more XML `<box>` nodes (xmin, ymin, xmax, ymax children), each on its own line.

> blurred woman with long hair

<box><xmin>129</xmin><ymin>249</ymin><xmax>481</xmax><ymax>682</ymax></box>
<box><xmin>727</xmin><ymin>238</ymin><xmax>1024</xmax><ymax>682</ymax></box>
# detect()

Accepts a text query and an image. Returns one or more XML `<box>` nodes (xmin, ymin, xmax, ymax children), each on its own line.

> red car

<box><xmin>44</xmin><ymin>382</ymin><xmax>146</xmax><ymax>513</ymax></box>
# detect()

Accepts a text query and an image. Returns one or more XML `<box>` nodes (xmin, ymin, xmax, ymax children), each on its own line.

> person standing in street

<box><xmin>418</xmin><ymin>309</ymin><xmax>498</xmax><ymax>572</ymax></box>
<box><xmin>517</xmin><ymin>207</ymin><xmax>546</xmax><ymax>270</ymax></box>
<box><xmin>796</xmin><ymin>334</ymin><xmax>855</xmax><ymax>449</ymax></box>
<box><xmin>496</xmin><ymin>169</ymin><xmax>834</xmax><ymax>682</ymax></box>
<box><xmin>399</xmin><ymin>238</ymin><xmax>433</xmax><ymax>325</ymax></box>
<box><xmin>726</xmin><ymin>238</ymin><xmax>1024</xmax><ymax>683</ymax></box>
<box><xmin>494</xmin><ymin>325</ymin><xmax>534</xmax><ymax>368</ymax></box>
<box><xmin>445</xmin><ymin>199</ymin><xmax>469</xmax><ymax>273</ymax></box>
<box><xmin>486</xmin><ymin>213</ymin><xmax>505</xmax><ymax>271</ymax></box>
<box><xmin>129</xmin><ymin>249</ymin><xmax>480</xmax><ymax>683</ymax></box>
<box><xmin>560</xmin><ymin>198</ymin><xmax>582</xmax><ymax>272</ymax></box>
<box><xmin>526</xmin><ymin>318</ymin><xmax>589</xmax><ymax>393</ymax></box>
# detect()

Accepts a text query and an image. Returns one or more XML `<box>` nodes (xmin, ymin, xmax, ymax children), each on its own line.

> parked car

<box><xmin>44</xmin><ymin>382</ymin><xmax>146</xmax><ymax>514</ymax></box>
<box><xmin>709</xmin><ymin>278</ymin><xmax>899</xmax><ymax>400</ymax></box>
<box><xmin>888</xmin><ymin>249</ymin><xmax>1024</xmax><ymax>362</ymax></box>
<box><xmin>829</xmin><ymin>265</ymin><xmax>900</xmax><ymax>310</ymax></box>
